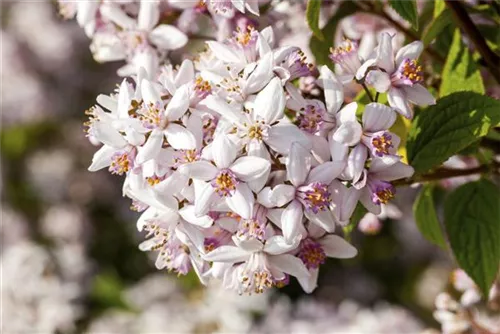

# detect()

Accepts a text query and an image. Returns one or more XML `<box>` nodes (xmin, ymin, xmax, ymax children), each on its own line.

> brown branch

<box><xmin>445</xmin><ymin>0</ymin><xmax>500</xmax><ymax>84</ymax></box>
<box><xmin>392</xmin><ymin>164</ymin><xmax>495</xmax><ymax>186</ymax></box>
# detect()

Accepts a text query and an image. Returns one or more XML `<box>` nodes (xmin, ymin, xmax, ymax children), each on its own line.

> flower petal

<box><xmin>319</xmin><ymin>235</ymin><xmax>357</xmax><ymax>258</ymax></box>
<box><xmin>268</xmin><ymin>254</ymin><xmax>310</xmax><ymax>281</ymax></box>
<box><xmin>264</xmin><ymin>235</ymin><xmax>301</xmax><ymax>255</ymax></box>
<box><xmin>388</xmin><ymin>87</ymin><xmax>413</xmax><ymax>119</ymax></box>
<box><xmin>141</xmin><ymin>79</ymin><xmax>161</xmax><ymax>105</ymax></box>
<box><xmin>178</xmin><ymin>161</ymin><xmax>218</xmax><ymax>181</ymax></box>
<box><xmin>296</xmin><ymin>268</ymin><xmax>319</xmax><ymax>294</ymax></box>
<box><xmin>287</xmin><ymin>142</ymin><xmax>311</xmax><ymax>187</ymax></box>
<box><xmin>254</xmin><ymin>77</ymin><xmax>285</xmax><ymax>124</ymax></box>
<box><xmin>245</xmin><ymin>52</ymin><xmax>274</xmax><ymax>95</ymax></box>
<box><xmin>305</xmin><ymin>209</ymin><xmax>336</xmax><ymax>233</ymax></box>
<box><xmin>362</xmin><ymin>103</ymin><xmax>396</xmax><ymax>132</ymax></box>
<box><xmin>230</xmin><ymin>156</ymin><xmax>271</xmax><ymax>182</ymax></box>
<box><xmin>281</xmin><ymin>200</ymin><xmax>305</xmax><ymax>243</ymax></box>
<box><xmin>136</xmin><ymin>128</ymin><xmax>163</xmax><ymax>163</ymax></box>
<box><xmin>206</xmin><ymin>41</ymin><xmax>242</xmax><ymax>63</ymax></box>
<box><xmin>270</xmin><ymin>184</ymin><xmax>296</xmax><ymax>207</ymax></box>
<box><xmin>332</xmin><ymin>121</ymin><xmax>362</xmax><ymax>146</ymax></box>
<box><xmin>199</xmin><ymin>96</ymin><xmax>243</xmax><ymax>125</ymax></box>
<box><xmin>165</xmin><ymin>84</ymin><xmax>190</xmax><ymax>121</ymax></box>
<box><xmin>370</xmin><ymin>161</ymin><xmax>414</xmax><ymax>181</ymax></box>
<box><xmin>330</xmin><ymin>180</ymin><xmax>361</xmax><ymax>224</ymax></box>
<box><xmin>395</xmin><ymin>41</ymin><xmax>423</xmax><ymax>65</ymax></box>
<box><xmin>365</xmin><ymin>69</ymin><xmax>391</xmax><ymax>93</ymax></box>
<box><xmin>376</xmin><ymin>32</ymin><xmax>395</xmax><ymax>73</ymax></box>
<box><xmin>203</xmin><ymin>245</ymin><xmax>250</xmax><ymax>263</ymax></box>
<box><xmin>194</xmin><ymin>182</ymin><xmax>217</xmax><ymax>217</ymax></box>
<box><xmin>319</xmin><ymin>66</ymin><xmax>344</xmax><ymax>114</ymax></box>
<box><xmin>212</xmin><ymin>134</ymin><xmax>237</xmax><ymax>169</ymax></box>
<box><xmin>149</xmin><ymin>25</ymin><xmax>188</xmax><ymax>50</ymax></box>
<box><xmin>267</xmin><ymin>123</ymin><xmax>312</xmax><ymax>154</ymax></box>
<box><xmin>306</xmin><ymin>161</ymin><xmax>346</xmax><ymax>185</ymax></box>
<box><xmin>88</xmin><ymin>145</ymin><xmax>115</xmax><ymax>171</ymax></box>
<box><xmin>226</xmin><ymin>183</ymin><xmax>254</xmax><ymax>219</ymax></box>
<box><xmin>137</xmin><ymin>0</ymin><xmax>159</xmax><ymax>31</ymax></box>
<box><xmin>359</xmin><ymin>188</ymin><xmax>382</xmax><ymax>215</ymax></box>
<box><xmin>165</xmin><ymin>123</ymin><xmax>196</xmax><ymax>150</ymax></box>
<box><xmin>175</xmin><ymin>59</ymin><xmax>195</xmax><ymax>87</ymax></box>
<box><xmin>346</xmin><ymin>145</ymin><xmax>368</xmax><ymax>183</ymax></box>
<box><xmin>403</xmin><ymin>84</ymin><xmax>436</xmax><ymax>106</ymax></box>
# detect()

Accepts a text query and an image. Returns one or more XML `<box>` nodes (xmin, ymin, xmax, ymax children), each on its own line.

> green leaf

<box><xmin>389</xmin><ymin>0</ymin><xmax>419</xmax><ymax>30</ymax></box>
<box><xmin>309</xmin><ymin>1</ymin><xmax>358</xmax><ymax>68</ymax></box>
<box><xmin>440</xmin><ymin>30</ymin><xmax>485</xmax><ymax>97</ymax></box>
<box><xmin>343</xmin><ymin>203</ymin><xmax>367</xmax><ymax>241</ymax></box>
<box><xmin>444</xmin><ymin>179</ymin><xmax>500</xmax><ymax>297</ymax></box>
<box><xmin>306</xmin><ymin>0</ymin><xmax>324</xmax><ymax>40</ymax></box>
<box><xmin>413</xmin><ymin>184</ymin><xmax>447</xmax><ymax>248</ymax></box>
<box><xmin>433</xmin><ymin>0</ymin><xmax>446</xmax><ymax>17</ymax></box>
<box><xmin>422</xmin><ymin>9</ymin><xmax>454</xmax><ymax>46</ymax></box>
<box><xmin>407</xmin><ymin>92</ymin><xmax>500</xmax><ymax>173</ymax></box>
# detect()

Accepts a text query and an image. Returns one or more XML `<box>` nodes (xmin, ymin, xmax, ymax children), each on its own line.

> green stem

<box><xmin>362</xmin><ymin>83</ymin><xmax>374</xmax><ymax>102</ymax></box>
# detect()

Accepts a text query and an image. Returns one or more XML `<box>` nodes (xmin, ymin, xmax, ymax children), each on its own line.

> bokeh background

<box><xmin>1</xmin><ymin>2</ymin><xmax>455</xmax><ymax>333</ymax></box>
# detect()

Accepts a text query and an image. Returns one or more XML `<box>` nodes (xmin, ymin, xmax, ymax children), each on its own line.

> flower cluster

<box><xmin>84</xmin><ymin>23</ymin><xmax>420</xmax><ymax>294</ymax></box>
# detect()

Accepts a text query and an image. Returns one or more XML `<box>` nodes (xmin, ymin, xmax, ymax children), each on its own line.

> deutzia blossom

<box><xmin>357</xmin><ymin>33</ymin><xmax>436</xmax><ymax>119</ymax></box>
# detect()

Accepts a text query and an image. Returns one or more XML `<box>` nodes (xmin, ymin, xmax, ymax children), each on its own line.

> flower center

<box><xmin>204</xmin><ymin>237</ymin><xmax>219</xmax><ymax>253</ymax></box>
<box><xmin>194</xmin><ymin>76</ymin><xmax>212</xmax><ymax>99</ymax></box>
<box><xmin>247</xmin><ymin>122</ymin><xmax>266</xmax><ymax>141</ymax></box>
<box><xmin>136</xmin><ymin>102</ymin><xmax>162</xmax><ymax>129</ymax></box>
<box><xmin>400</xmin><ymin>58</ymin><xmax>423</xmax><ymax>84</ymax></box>
<box><xmin>202</xmin><ymin>115</ymin><xmax>218</xmax><ymax>145</ymax></box>
<box><xmin>298</xmin><ymin>238</ymin><xmax>326</xmax><ymax>270</ymax></box>
<box><xmin>370</xmin><ymin>181</ymin><xmax>395</xmax><ymax>205</ymax></box>
<box><xmin>146</xmin><ymin>175</ymin><xmax>162</xmax><ymax>186</ymax></box>
<box><xmin>282</xmin><ymin>49</ymin><xmax>314</xmax><ymax>80</ymax></box>
<box><xmin>233</xmin><ymin>26</ymin><xmax>256</xmax><ymax>47</ymax></box>
<box><xmin>329</xmin><ymin>39</ymin><xmax>361</xmax><ymax>74</ymax></box>
<box><xmin>237</xmin><ymin>218</ymin><xmax>266</xmax><ymax>241</ymax></box>
<box><xmin>109</xmin><ymin>151</ymin><xmax>133</xmax><ymax>175</ymax></box>
<box><xmin>297</xmin><ymin>104</ymin><xmax>324</xmax><ymax>134</ymax></box>
<box><xmin>211</xmin><ymin>169</ymin><xmax>239</xmax><ymax>197</ymax></box>
<box><xmin>297</xmin><ymin>182</ymin><xmax>332</xmax><ymax>214</ymax></box>
<box><xmin>372</xmin><ymin>133</ymin><xmax>394</xmax><ymax>156</ymax></box>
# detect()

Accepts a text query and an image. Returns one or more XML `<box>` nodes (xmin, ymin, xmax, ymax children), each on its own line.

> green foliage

<box><xmin>440</xmin><ymin>30</ymin><xmax>485</xmax><ymax>97</ymax></box>
<box><xmin>309</xmin><ymin>1</ymin><xmax>358</xmax><ymax>68</ymax></box>
<box><xmin>413</xmin><ymin>184</ymin><xmax>447</xmax><ymax>248</ymax></box>
<box><xmin>90</xmin><ymin>272</ymin><xmax>132</xmax><ymax>311</ymax></box>
<box><xmin>389</xmin><ymin>0</ymin><xmax>419</xmax><ymax>30</ymax></box>
<box><xmin>422</xmin><ymin>9</ymin><xmax>453</xmax><ymax>46</ymax></box>
<box><xmin>306</xmin><ymin>0</ymin><xmax>324</xmax><ymax>41</ymax></box>
<box><xmin>444</xmin><ymin>179</ymin><xmax>500</xmax><ymax>297</ymax></box>
<box><xmin>407</xmin><ymin>92</ymin><xmax>500</xmax><ymax>173</ymax></box>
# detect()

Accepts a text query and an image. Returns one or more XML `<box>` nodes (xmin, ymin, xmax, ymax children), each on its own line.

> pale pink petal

<box><xmin>149</xmin><ymin>25</ymin><xmax>188</xmax><ymax>50</ymax></box>
<box><xmin>199</xmin><ymin>96</ymin><xmax>243</xmax><ymax>125</ymax></box>
<box><xmin>137</xmin><ymin>0</ymin><xmax>159</xmax><ymax>31</ymax></box>
<box><xmin>254</xmin><ymin>77</ymin><xmax>285</xmax><ymax>123</ymax></box>
<box><xmin>203</xmin><ymin>245</ymin><xmax>250</xmax><ymax>263</ymax></box>
<box><xmin>267</xmin><ymin>208</ymin><xmax>284</xmax><ymax>228</ymax></box>
<box><xmin>245</xmin><ymin>52</ymin><xmax>274</xmax><ymax>95</ymax></box>
<box><xmin>346</xmin><ymin>145</ymin><xmax>368</xmax><ymax>183</ymax></box>
<box><xmin>287</xmin><ymin>142</ymin><xmax>311</xmax><ymax>187</ymax></box>
<box><xmin>257</xmin><ymin>187</ymin><xmax>275</xmax><ymax>208</ymax></box>
<box><xmin>395</xmin><ymin>41</ymin><xmax>423</xmax><ymax>65</ymax></box>
<box><xmin>330</xmin><ymin>180</ymin><xmax>361</xmax><ymax>224</ymax></box>
<box><xmin>206</xmin><ymin>41</ymin><xmax>242</xmax><ymax>63</ymax></box>
<box><xmin>165</xmin><ymin>84</ymin><xmax>189</xmax><ymax>121</ymax></box>
<box><xmin>232</xmin><ymin>237</ymin><xmax>263</xmax><ymax>253</ymax></box>
<box><xmin>264</xmin><ymin>235</ymin><xmax>301</xmax><ymax>255</ymax></box>
<box><xmin>270</xmin><ymin>184</ymin><xmax>296</xmax><ymax>207</ymax></box>
<box><xmin>332</xmin><ymin>121</ymin><xmax>362</xmax><ymax>146</ymax></box>
<box><xmin>319</xmin><ymin>235</ymin><xmax>357</xmax><ymax>258</ymax></box>
<box><xmin>100</xmin><ymin>4</ymin><xmax>135</xmax><ymax>29</ymax></box>
<box><xmin>320</xmin><ymin>66</ymin><xmax>344</xmax><ymax>114</ymax></box>
<box><xmin>76</xmin><ymin>1</ymin><xmax>99</xmax><ymax>26</ymax></box>
<box><xmin>230</xmin><ymin>156</ymin><xmax>271</xmax><ymax>182</ymax></box>
<box><xmin>194</xmin><ymin>182</ymin><xmax>218</xmax><ymax>217</ymax></box>
<box><xmin>362</xmin><ymin>103</ymin><xmax>397</xmax><ymax>132</ymax></box>
<box><xmin>165</xmin><ymin>124</ymin><xmax>196</xmax><ymax>150</ymax></box>
<box><xmin>355</xmin><ymin>58</ymin><xmax>377</xmax><ymax>81</ymax></box>
<box><xmin>267</xmin><ymin>123</ymin><xmax>312</xmax><ymax>154</ymax></box>
<box><xmin>178</xmin><ymin>161</ymin><xmax>218</xmax><ymax>181</ymax></box>
<box><xmin>388</xmin><ymin>87</ymin><xmax>413</xmax><ymax>119</ymax></box>
<box><xmin>136</xmin><ymin>207</ymin><xmax>157</xmax><ymax>231</ymax></box>
<box><xmin>306</xmin><ymin>161</ymin><xmax>346</xmax><ymax>185</ymax></box>
<box><xmin>88</xmin><ymin>145</ymin><xmax>115</xmax><ymax>171</ymax></box>
<box><xmin>136</xmin><ymin>128</ymin><xmax>163</xmax><ymax>163</ymax></box>
<box><xmin>92</xmin><ymin>122</ymin><xmax>128</xmax><ymax>148</ymax></box>
<box><xmin>365</xmin><ymin>69</ymin><xmax>391</xmax><ymax>93</ymax></box>
<box><xmin>281</xmin><ymin>200</ymin><xmax>305</xmax><ymax>243</ymax></box>
<box><xmin>305</xmin><ymin>209</ymin><xmax>336</xmax><ymax>233</ymax></box>
<box><xmin>175</xmin><ymin>59</ymin><xmax>195</xmax><ymax>87</ymax></box>
<box><xmin>141</xmin><ymin>79</ymin><xmax>161</xmax><ymax>105</ymax></box>
<box><xmin>268</xmin><ymin>254</ymin><xmax>310</xmax><ymax>281</ymax></box>
<box><xmin>402</xmin><ymin>84</ymin><xmax>436</xmax><ymax>106</ymax></box>
<box><xmin>226</xmin><ymin>183</ymin><xmax>254</xmax><ymax>219</ymax></box>
<box><xmin>247</xmin><ymin>139</ymin><xmax>271</xmax><ymax>160</ymax></box>
<box><xmin>212</xmin><ymin>134</ymin><xmax>237</xmax><ymax>169</ymax></box>
<box><xmin>296</xmin><ymin>268</ymin><xmax>319</xmax><ymax>294</ymax></box>
<box><xmin>359</xmin><ymin>188</ymin><xmax>382</xmax><ymax>215</ymax></box>
<box><xmin>371</xmin><ymin>161</ymin><xmax>414</xmax><ymax>181</ymax></box>
<box><xmin>376</xmin><ymin>32</ymin><xmax>395</xmax><ymax>73</ymax></box>
<box><xmin>329</xmin><ymin>137</ymin><xmax>349</xmax><ymax>162</ymax></box>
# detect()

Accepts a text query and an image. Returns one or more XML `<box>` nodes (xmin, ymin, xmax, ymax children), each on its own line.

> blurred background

<box><xmin>1</xmin><ymin>2</ymin><xmax>455</xmax><ymax>333</ymax></box>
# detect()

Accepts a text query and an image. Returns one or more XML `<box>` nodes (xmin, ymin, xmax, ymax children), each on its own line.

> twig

<box><xmin>445</xmin><ymin>0</ymin><xmax>500</xmax><ymax>84</ymax></box>
<box><xmin>392</xmin><ymin>164</ymin><xmax>496</xmax><ymax>186</ymax></box>
<box><xmin>362</xmin><ymin>83</ymin><xmax>374</xmax><ymax>102</ymax></box>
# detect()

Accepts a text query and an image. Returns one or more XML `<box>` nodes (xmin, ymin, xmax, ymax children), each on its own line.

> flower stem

<box><xmin>392</xmin><ymin>163</ymin><xmax>498</xmax><ymax>186</ymax></box>
<box><xmin>362</xmin><ymin>83</ymin><xmax>374</xmax><ymax>102</ymax></box>
<box><xmin>445</xmin><ymin>0</ymin><xmax>500</xmax><ymax>84</ymax></box>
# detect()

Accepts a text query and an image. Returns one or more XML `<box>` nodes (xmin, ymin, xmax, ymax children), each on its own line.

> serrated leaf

<box><xmin>389</xmin><ymin>0</ymin><xmax>419</xmax><ymax>30</ymax></box>
<box><xmin>422</xmin><ymin>9</ymin><xmax>453</xmax><ymax>46</ymax></box>
<box><xmin>444</xmin><ymin>179</ymin><xmax>500</xmax><ymax>297</ymax></box>
<box><xmin>440</xmin><ymin>30</ymin><xmax>485</xmax><ymax>97</ymax></box>
<box><xmin>407</xmin><ymin>92</ymin><xmax>500</xmax><ymax>173</ymax></box>
<box><xmin>306</xmin><ymin>0</ymin><xmax>324</xmax><ymax>41</ymax></box>
<box><xmin>309</xmin><ymin>1</ymin><xmax>358</xmax><ymax>68</ymax></box>
<box><xmin>414</xmin><ymin>184</ymin><xmax>447</xmax><ymax>248</ymax></box>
